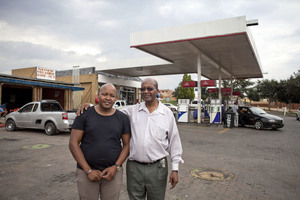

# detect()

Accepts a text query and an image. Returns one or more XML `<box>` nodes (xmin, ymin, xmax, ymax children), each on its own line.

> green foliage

<box><xmin>222</xmin><ymin>79</ymin><xmax>254</xmax><ymax>99</ymax></box>
<box><xmin>276</xmin><ymin>71</ymin><xmax>300</xmax><ymax>111</ymax></box>
<box><xmin>172</xmin><ymin>74</ymin><xmax>195</xmax><ymax>101</ymax></box>
<box><xmin>247</xmin><ymin>88</ymin><xmax>260</xmax><ymax>103</ymax></box>
<box><xmin>171</xmin><ymin>70</ymin><xmax>300</xmax><ymax>110</ymax></box>
<box><xmin>256</xmin><ymin>79</ymin><xmax>280</xmax><ymax>110</ymax></box>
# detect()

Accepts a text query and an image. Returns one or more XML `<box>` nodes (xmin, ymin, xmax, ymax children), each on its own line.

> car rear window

<box><xmin>41</xmin><ymin>103</ymin><xmax>63</xmax><ymax>111</ymax></box>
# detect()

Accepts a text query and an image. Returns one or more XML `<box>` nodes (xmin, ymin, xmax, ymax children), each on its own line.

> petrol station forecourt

<box><xmin>96</xmin><ymin>16</ymin><xmax>263</xmax><ymax>123</ymax></box>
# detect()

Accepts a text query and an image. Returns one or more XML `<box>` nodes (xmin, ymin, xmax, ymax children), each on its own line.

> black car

<box><xmin>238</xmin><ymin>106</ymin><xmax>284</xmax><ymax>130</ymax></box>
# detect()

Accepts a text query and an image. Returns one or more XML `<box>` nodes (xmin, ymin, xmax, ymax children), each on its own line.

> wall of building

<box><xmin>159</xmin><ymin>89</ymin><xmax>176</xmax><ymax>101</ymax></box>
<box><xmin>5</xmin><ymin>68</ymin><xmax>78</xmax><ymax>110</ymax></box>
<box><xmin>56</xmin><ymin>68</ymin><xmax>99</xmax><ymax>108</ymax></box>
<box><xmin>12</xmin><ymin>67</ymin><xmax>37</xmax><ymax>78</ymax></box>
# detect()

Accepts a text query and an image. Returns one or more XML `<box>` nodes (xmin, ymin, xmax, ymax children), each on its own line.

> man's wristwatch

<box><xmin>115</xmin><ymin>164</ymin><xmax>120</xmax><ymax>171</ymax></box>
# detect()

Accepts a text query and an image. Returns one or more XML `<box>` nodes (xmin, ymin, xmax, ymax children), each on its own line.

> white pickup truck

<box><xmin>113</xmin><ymin>100</ymin><xmax>127</xmax><ymax>110</ymax></box>
<box><xmin>5</xmin><ymin>100</ymin><xmax>76</xmax><ymax>135</ymax></box>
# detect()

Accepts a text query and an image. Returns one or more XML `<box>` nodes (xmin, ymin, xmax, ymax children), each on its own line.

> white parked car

<box><xmin>163</xmin><ymin>103</ymin><xmax>178</xmax><ymax>111</ymax></box>
<box><xmin>5</xmin><ymin>100</ymin><xmax>76</xmax><ymax>135</ymax></box>
<box><xmin>113</xmin><ymin>100</ymin><xmax>127</xmax><ymax>110</ymax></box>
<box><xmin>296</xmin><ymin>107</ymin><xmax>300</xmax><ymax>120</ymax></box>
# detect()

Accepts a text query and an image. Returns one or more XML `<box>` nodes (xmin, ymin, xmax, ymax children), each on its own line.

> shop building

<box><xmin>0</xmin><ymin>68</ymin><xmax>84</xmax><ymax>112</ymax></box>
<box><xmin>1</xmin><ymin>66</ymin><xmax>141</xmax><ymax>113</ymax></box>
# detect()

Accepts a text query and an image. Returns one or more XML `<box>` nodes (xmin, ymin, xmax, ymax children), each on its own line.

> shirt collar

<box><xmin>138</xmin><ymin>101</ymin><xmax>166</xmax><ymax>115</ymax></box>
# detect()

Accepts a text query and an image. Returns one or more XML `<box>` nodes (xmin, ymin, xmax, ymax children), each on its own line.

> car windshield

<box><xmin>249</xmin><ymin>107</ymin><xmax>267</xmax><ymax>115</ymax></box>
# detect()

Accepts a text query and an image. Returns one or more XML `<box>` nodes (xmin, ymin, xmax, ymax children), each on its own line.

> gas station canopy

<box><xmin>98</xmin><ymin>16</ymin><xmax>263</xmax><ymax>80</ymax></box>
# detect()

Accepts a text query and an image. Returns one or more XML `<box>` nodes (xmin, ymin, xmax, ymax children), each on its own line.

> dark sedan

<box><xmin>238</xmin><ymin>106</ymin><xmax>284</xmax><ymax>130</ymax></box>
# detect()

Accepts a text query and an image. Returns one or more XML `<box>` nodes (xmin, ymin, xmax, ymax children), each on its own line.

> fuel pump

<box><xmin>210</xmin><ymin>99</ymin><xmax>221</xmax><ymax>123</ymax></box>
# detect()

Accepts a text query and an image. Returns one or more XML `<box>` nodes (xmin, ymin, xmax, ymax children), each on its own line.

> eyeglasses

<box><xmin>141</xmin><ymin>87</ymin><xmax>156</xmax><ymax>92</ymax></box>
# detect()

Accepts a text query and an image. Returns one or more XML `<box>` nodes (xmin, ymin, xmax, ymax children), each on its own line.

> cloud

<box><xmin>0</xmin><ymin>0</ymin><xmax>299</xmax><ymax>90</ymax></box>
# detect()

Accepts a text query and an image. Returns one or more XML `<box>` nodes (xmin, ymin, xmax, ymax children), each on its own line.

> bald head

<box><xmin>98</xmin><ymin>83</ymin><xmax>117</xmax><ymax>110</ymax></box>
<box><xmin>99</xmin><ymin>83</ymin><xmax>117</xmax><ymax>95</ymax></box>
<box><xmin>142</xmin><ymin>78</ymin><xmax>158</xmax><ymax>89</ymax></box>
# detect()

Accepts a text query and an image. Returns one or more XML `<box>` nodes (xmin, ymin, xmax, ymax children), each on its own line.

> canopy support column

<box><xmin>197</xmin><ymin>53</ymin><xmax>202</xmax><ymax>124</ymax></box>
<box><xmin>219</xmin><ymin>70</ymin><xmax>222</xmax><ymax>123</ymax></box>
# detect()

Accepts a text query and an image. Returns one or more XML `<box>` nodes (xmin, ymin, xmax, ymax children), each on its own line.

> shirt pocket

<box><xmin>153</xmin><ymin>125</ymin><xmax>168</xmax><ymax>141</ymax></box>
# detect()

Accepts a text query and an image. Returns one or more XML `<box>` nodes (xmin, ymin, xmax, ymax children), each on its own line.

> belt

<box><xmin>132</xmin><ymin>158</ymin><xmax>164</xmax><ymax>165</ymax></box>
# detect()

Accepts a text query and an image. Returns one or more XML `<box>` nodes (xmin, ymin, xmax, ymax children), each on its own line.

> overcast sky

<box><xmin>0</xmin><ymin>0</ymin><xmax>299</xmax><ymax>90</ymax></box>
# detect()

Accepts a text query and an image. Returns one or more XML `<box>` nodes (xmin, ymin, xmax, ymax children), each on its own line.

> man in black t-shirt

<box><xmin>69</xmin><ymin>83</ymin><xmax>131</xmax><ymax>200</ymax></box>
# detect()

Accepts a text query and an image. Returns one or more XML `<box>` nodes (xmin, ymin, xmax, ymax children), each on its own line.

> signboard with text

<box><xmin>201</xmin><ymin>80</ymin><xmax>216</xmax><ymax>87</ymax></box>
<box><xmin>207</xmin><ymin>88</ymin><xmax>234</xmax><ymax>94</ymax></box>
<box><xmin>223</xmin><ymin>91</ymin><xmax>242</xmax><ymax>96</ymax></box>
<box><xmin>207</xmin><ymin>88</ymin><xmax>218</xmax><ymax>93</ymax></box>
<box><xmin>221</xmin><ymin>88</ymin><xmax>232</xmax><ymax>93</ymax></box>
<box><xmin>182</xmin><ymin>80</ymin><xmax>216</xmax><ymax>88</ymax></box>
<box><xmin>182</xmin><ymin>81</ymin><xmax>197</xmax><ymax>88</ymax></box>
<box><xmin>36</xmin><ymin>67</ymin><xmax>56</xmax><ymax>81</ymax></box>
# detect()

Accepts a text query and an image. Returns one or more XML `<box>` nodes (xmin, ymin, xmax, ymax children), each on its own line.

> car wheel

<box><xmin>254</xmin><ymin>120</ymin><xmax>264</xmax><ymax>130</ymax></box>
<box><xmin>297</xmin><ymin>114</ymin><xmax>299</xmax><ymax>121</ymax></box>
<box><xmin>45</xmin><ymin>122</ymin><xmax>57</xmax><ymax>136</ymax></box>
<box><xmin>5</xmin><ymin>119</ymin><xmax>16</xmax><ymax>131</ymax></box>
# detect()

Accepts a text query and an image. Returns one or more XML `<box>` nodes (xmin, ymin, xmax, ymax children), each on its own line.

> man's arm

<box><xmin>102</xmin><ymin>133</ymin><xmax>131</xmax><ymax>181</ymax></box>
<box><xmin>76</xmin><ymin>103</ymin><xmax>93</xmax><ymax>116</ymax></box>
<box><xmin>167</xmin><ymin>111</ymin><xmax>184</xmax><ymax>189</ymax></box>
<box><xmin>169</xmin><ymin>171</ymin><xmax>179</xmax><ymax>189</ymax></box>
<box><xmin>69</xmin><ymin>129</ymin><xmax>102</xmax><ymax>181</ymax></box>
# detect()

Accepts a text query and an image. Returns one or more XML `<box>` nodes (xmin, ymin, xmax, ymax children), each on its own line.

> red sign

<box><xmin>221</xmin><ymin>88</ymin><xmax>232</xmax><ymax>93</ymax></box>
<box><xmin>207</xmin><ymin>88</ymin><xmax>218</xmax><ymax>93</ymax></box>
<box><xmin>201</xmin><ymin>80</ymin><xmax>216</xmax><ymax>87</ymax></box>
<box><xmin>182</xmin><ymin>81</ymin><xmax>197</xmax><ymax>88</ymax></box>
<box><xmin>207</xmin><ymin>88</ymin><xmax>233</xmax><ymax>94</ymax></box>
<box><xmin>233</xmin><ymin>92</ymin><xmax>242</xmax><ymax>96</ymax></box>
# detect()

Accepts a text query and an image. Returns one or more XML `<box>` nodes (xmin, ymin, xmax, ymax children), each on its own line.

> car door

<box><xmin>27</xmin><ymin>103</ymin><xmax>41</xmax><ymax>129</ymax></box>
<box><xmin>240</xmin><ymin>107</ymin><xmax>253</xmax><ymax>125</ymax></box>
<box><xmin>245</xmin><ymin>108</ymin><xmax>257</xmax><ymax>125</ymax></box>
<box><xmin>17</xmin><ymin>103</ymin><xmax>34</xmax><ymax>127</ymax></box>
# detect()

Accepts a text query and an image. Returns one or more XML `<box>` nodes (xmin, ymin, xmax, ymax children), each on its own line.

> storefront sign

<box><xmin>36</xmin><ymin>67</ymin><xmax>56</xmax><ymax>80</ymax></box>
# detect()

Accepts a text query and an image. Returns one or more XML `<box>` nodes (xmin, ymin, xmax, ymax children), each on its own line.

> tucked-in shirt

<box><xmin>122</xmin><ymin>101</ymin><xmax>184</xmax><ymax>171</ymax></box>
<box><xmin>72</xmin><ymin>107</ymin><xmax>131</xmax><ymax>171</ymax></box>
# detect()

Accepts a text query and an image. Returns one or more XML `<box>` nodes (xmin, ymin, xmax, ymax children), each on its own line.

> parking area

<box><xmin>0</xmin><ymin>113</ymin><xmax>299</xmax><ymax>200</ymax></box>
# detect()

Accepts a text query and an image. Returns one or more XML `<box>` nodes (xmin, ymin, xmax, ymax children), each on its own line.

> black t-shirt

<box><xmin>72</xmin><ymin>107</ymin><xmax>131</xmax><ymax>171</ymax></box>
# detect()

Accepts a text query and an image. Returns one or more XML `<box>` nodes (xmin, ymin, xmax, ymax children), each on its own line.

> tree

<box><xmin>277</xmin><ymin>71</ymin><xmax>300</xmax><ymax>111</ymax></box>
<box><xmin>247</xmin><ymin>87</ymin><xmax>260</xmax><ymax>105</ymax></box>
<box><xmin>172</xmin><ymin>74</ymin><xmax>195</xmax><ymax>101</ymax></box>
<box><xmin>256</xmin><ymin>79</ymin><xmax>280</xmax><ymax>110</ymax></box>
<box><xmin>222</xmin><ymin>79</ymin><xmax>254</xmax><ymax>99</ymax></box>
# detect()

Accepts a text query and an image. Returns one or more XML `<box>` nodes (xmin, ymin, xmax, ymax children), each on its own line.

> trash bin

<box><xmin>224</xmin><ymin>112</ymin><xmax>234</xmax><ymax>128</ymax></box>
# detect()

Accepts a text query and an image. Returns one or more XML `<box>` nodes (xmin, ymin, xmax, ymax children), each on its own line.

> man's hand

<box><xmin>102</xmin><ymin>166</ymin><xmax>118</xmax><ymax>181</ymax></box>
<box><xmin>169</xmin><ymin>171</ymin><xmax>179</xmax><ymax>189</ymax></box>
<box><xmin>76</xmin><ymin>103</ymin><xmax>92</xmax><ymax>116</ymax></box>
<box><xmin>87</xmin><ymin>170</ymin><xmax>103</xmax><ymax>182</ymax></box>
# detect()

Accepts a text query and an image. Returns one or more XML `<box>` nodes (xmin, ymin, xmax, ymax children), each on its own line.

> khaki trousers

<box><xmin>76</xmin><ymin>167</ymin><xmax>123</xmax><ymax>200</ymax></box>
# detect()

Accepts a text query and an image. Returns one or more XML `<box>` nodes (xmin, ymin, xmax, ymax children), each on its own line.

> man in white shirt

<box><xmin>78</xmin><ymin>78</ymin><xmax>183</xmax><ymax>200</ymax></box>
<box><xmin>123</xmin><ymin>78</ymin><xmax>183</xmax><ymax>200</ymax></box>
<box><xmin>232</xmin><ymin>101</ymin><xmax>239</xmax><ymax>127</ymax></box>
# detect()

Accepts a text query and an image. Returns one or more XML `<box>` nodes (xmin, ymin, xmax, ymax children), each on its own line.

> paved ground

<box><xmin>0</xmin><ymin>112</ymin><xmax>299</xmax><ymax>200</ymax></box>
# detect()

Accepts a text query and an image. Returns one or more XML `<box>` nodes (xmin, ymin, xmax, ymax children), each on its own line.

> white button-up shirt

<box><xmin>122</xmin><ymin>101</ymin><xmax>184</xmax><ymax>170</ymax></box>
